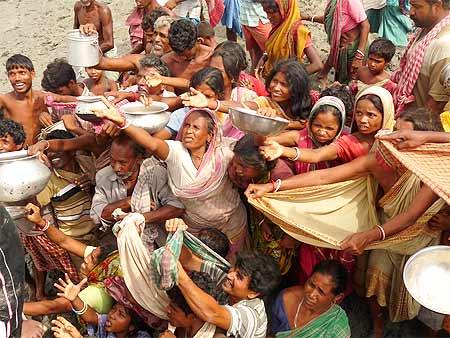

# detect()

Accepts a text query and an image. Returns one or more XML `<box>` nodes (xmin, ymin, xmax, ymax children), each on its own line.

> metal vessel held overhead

<box><xmin>121</xmin><ymin>101</ymin><xmax>170</xmax><ymax>133</ymax></box>
<box><xmin>0</xmin><ymin>150</ymin><xmax>52</xmax><ymax>202</ymax></box>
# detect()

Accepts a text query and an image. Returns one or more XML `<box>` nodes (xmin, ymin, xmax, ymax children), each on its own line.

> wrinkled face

<box><xmin>47</xmin><ymin>150</ymin><xmax>73</xmax><ymax>169</ymax></box>
<box><xmin>354</xmin><ymin>98</ymin><xmax>383</xmax><ymax>134</ymax></box>
<box><xmin>85</xmin><ymin>67</ymin><xmax>103</xmax><ymax>81</ymax></box>
<box><xmin>105</xmin><ymin>303</ymin><xmax>133</xmax><ymax>333</ymax></box>
<box><xmin>0</xmin><ymin>134</ymin><xmax>22</xmax><ymax>153</ymax></box>
<box><xmin>7</xmin><ymin>66</ymin><xmax>34</xmax><ymax>94</ymax></box>
<box><xmin>209</xmin><ymin>55</ymin><xmax>231</xmax><ymax>88</ymax></box>
<box><xmin>367</xmin><ymin>54</ymin><xmax>387</xmax><ymax>76</ymax></box>
<box><xmin>410</xmin><ymin>0</ymin><xmax>439</xmax><ymax>28</ymax></box>
<box><xmin>152</xmin><ymin>26</ymin><xmax>171</xmax><ymax>57</ymax></box>
<box><xmin>137</xmin><ymin>66</ymin><xmax>163</xmax><ymax>95</ymax></box>
<box><xmin>80</xmin><ymin>247</ymin><xmax>101</xmax><ymax>276</ymax></box>
<box><xmin>178</xmin><ymin>44</ymin><xmax>197</xmax><ymax>62</ymax></box>
<box><xmin>268</xmin><ymin>72</ymin><xmax>291</xmax><ymax>103</ymax></box>
<box><xmin>135</xmin><ymin>0</ymin><xmax>152</xmax><ymax>8</ymax></box>
<box><xmin>180</xmin><ymin>112</ymin><xmax>212</xmax><ymax>151</ymax></box>
<box><xmin>222</xmin><ymin>267</ymin><xmax>256</xmax><ymax>300</ymax></box>
<box><xmin>166</xmin><ymin>303</ymin><xmax>193</xmax><ymax>328</ymax></box>
<box><xmin>110</xmin><ymin>143</ymin><xmax>140</xmax><ymax>181</ymax></box>
<box><xmin>310</xmin><ymin>111</ymin><xmax>341</xmax><ymax>145</ymax></box>
<box><xmin>395</xmin><ymin>117</ymin><xmax>415</xmax><ymax>131</ymax></box>
<box><xmin>195</xmin><ymin>83</ymin><xmax>219</xmax><ymax>100</ymax></box>
<box><xmin>303</xmin><ymin>272</ymin><xmax>339</xmax><ymax>312</ymax></box>
<box><xmin>261</xmin><ymin>2</ymin><xmax>282</xmax><ymax>27</ymax></box>
<box><xmin>228</xmin><ymin>155</ymin><xmax>262</xmax><ymax>189</ymax></box>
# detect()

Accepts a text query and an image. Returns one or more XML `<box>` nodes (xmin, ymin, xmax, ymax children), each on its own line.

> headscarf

<box><xmin>353</xmin><ymin>86</ymin><xmax>395</xmax><ymax>132</ymax></box>
<box><xmin>172</xmin><ymin>108</ymin><xmax>228</xmax><ymax>199</ymax></box>
<box><xmin>88</xmin><ymin>251</ymin><xmax>122</xmax><ymax>287</ymax></box>
<box><xmin>264</xmin><ymin>0</ymin><xmax>311</xmax><ymax>74</ymax></box>
<box><xmin>295</xmin><ymin>96</ymin><xmax>346</xmax><ymax>174</ymax></box>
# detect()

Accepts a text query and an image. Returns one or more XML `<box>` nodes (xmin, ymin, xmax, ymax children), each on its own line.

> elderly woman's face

<box><xmin>303</xmin><ymin>272</ymin><xmax>339</xmax><ymax>312</ymax></box>
<box><xmin>181</xmin><ymin>112</ymin><xmax>212</xmax><ymax>150</ymax></box>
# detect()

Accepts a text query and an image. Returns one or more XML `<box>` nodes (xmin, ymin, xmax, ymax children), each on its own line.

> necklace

<box><xmin>293</xmin><ymin>297</ymin><xmax>304</xmax><ymax>329</ymax></box>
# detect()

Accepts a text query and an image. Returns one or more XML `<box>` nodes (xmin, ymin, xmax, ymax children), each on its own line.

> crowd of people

<box><xmin>1</xmin><ymin>0</ymin><xmax>450</xmax><ymax>337</ymax></box>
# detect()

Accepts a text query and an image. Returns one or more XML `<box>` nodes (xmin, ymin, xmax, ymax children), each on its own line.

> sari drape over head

<box><xmin>264</xmin><ymin>0</ymin><xmax>311</xmax><ymax>74</ymax></box>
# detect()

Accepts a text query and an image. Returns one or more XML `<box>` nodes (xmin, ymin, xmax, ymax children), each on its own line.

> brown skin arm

<box><xmin>268</xmin><ymin>130</ymin><xmax>300</xmax><ymax>146</ymax></box>
<box><xmin>45</xmin><ymin>226</ymin><xmax>87</xmax><ymax>258</ymax></box>
<box><xmin>98</xmin><ymin>5</ymin><xmax>114</xmax><ymax>53</ymax></box>
<box><xmin>377</xmin><ymin>130</ymin><xmax>450</xmax><ymax>150</ymax></box>
<box><xmin>142</xmin><ymin>205</ymin><xmax>184</xmax><ymax>224</ymax></box>
<box><xmin>95</xmin><ymin>54</ymin><xmax>142</xmax><ymax>73</ymax></box>
<box><xmin>123</xmin><ymin>125</ymin><xmax>170</xmax><ymax>160</ymax></box>
<box><xmin>73</xmin><ymin>2</ymin><xmax>81</xmax><ymax>29</ymax></box>
<box><xmin>177</xmin><ymin>263</ymin><xmax>232</xmax><ymax>330</ymax></box>
<box><xmin>71</xmin><ymin>296</ymin><xmax>98</xmax><ymax>325</ymax></box>
<box><xmin>357</xmin><ymin>19</ymin><xmax>370</xmax><ymax>53</ymax></box>
<box><xmin>24</xmin><ymin>297</ymin><xmax>72</xmax><ymax>316</ymax></box>
<box><xmin>304</xmin><ymin>45</ymin><xmax>324</xmax><ymax>75</ymax></box>
<box><xmin>101</xmin><ymin>196</ymin><xmax>132</xmax><ymax>222</ymax></box>
<box><xmin>302</xmin><ymin>14</ymin><xmax>324</xmax><ymax>24</ymax></box>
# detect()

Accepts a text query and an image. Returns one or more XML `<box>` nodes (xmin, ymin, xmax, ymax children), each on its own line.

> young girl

<box><xmin>52</xmin><ymin>275</ymin><xmax>151</xmax><ymax>338</ymax></box>
<box><xmin>260</xmin><ymin>96</ymin><xmax>347</xmax><ymax>174</ymax></box>
<box><xmin>262</xmin><ymin>86</ymin><xmax>394</xmax><ymax>167</ymax></box>
<box><xmin>84</xmin><ymin>67</ymin><xmax>118</xmax><ymax>96</ymax></box>
<box><xmin>181</xmin><ymin>59</ymin><xmax>311</xmax><ymax>130</ymax></box>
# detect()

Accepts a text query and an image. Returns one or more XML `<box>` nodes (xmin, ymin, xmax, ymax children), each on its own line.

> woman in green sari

<box><xmin>271</xmin><ymin>260</ymin><xmax>350</xmax><ymax>338</ymax></box>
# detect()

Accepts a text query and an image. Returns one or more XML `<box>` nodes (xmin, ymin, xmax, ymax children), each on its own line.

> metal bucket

<box><xmin>66</xmin><ymin>29</ymin><xmax>100</xmax><ymax>67</ymax></box>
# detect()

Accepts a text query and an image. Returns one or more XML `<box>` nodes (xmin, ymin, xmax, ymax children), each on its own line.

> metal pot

<box><xmin>76</xmin><ymin>96</ymin><xmax>106</xmax><ymax>123</ymax></box>
<box><xmin>66</xmin><ymin>29</ymin><xmax>100</xmax><ymax>67</ymax></box>
<box><xmin>0</xmin><ymin>150</ymin><xmax>52</xmax><ymax>202</ymax></box>
<box><xmin>229</xmin><ymin>107</ymin><xmax>289</xmax><ymax>136</ymax></box>
<box><xmin>121</xmin><ymin>101</ymin><xmax>170</xmax><ymax>133</ymax></box>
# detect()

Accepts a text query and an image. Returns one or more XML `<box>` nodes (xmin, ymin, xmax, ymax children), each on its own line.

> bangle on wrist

<box><xmin>119</xmin><ymin>119</ymin><xmax>130</xmax><ymax>130</ymax></box>
<box><xmin>274</xmin><ymin>179</ymin><xmax>282</xmax><ymax>193</ymax></box>
<box><xmin>376</xmin><ymin>225</ymin><xmax>386</xmax><ymax>241</ymax></box>
<box><xmin>356</xmin><ymin>49</ymin><xmax>365</xmax><ymax>57</ymax></box>
<box><xmin>43</xmin><ymin>140</ymin><xmax>50</xmax><ymax>151</ymax></box>
<box><xmin>72</xmin><ymin>301</ymin><xmax>88</xmax><ymax>316</ymax></box>
<box><xmin>40</xmin><ymin>219</ymin><xmax>50</xmax><ymax>232</ymax></box>
<box><xmin>212</xmin><ymin>99</ymin><xmax>221</xmax><ymax>113</ymax></box>
<box><xmin>291</xmin><ymin>147</ymin><xmax>300</xmax><ymax>161</ymax></box>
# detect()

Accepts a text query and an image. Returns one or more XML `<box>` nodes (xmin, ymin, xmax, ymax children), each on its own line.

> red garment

<box><xmin>205</xmin><ymin>0</ymin><xmax>225</xmax><ymax>27</ymax></box>
<box><xmin>333</xmin><ymin>134</ymin><xmax>368</xmax><ymax>162</ymax></box>
<box><xmin>294</xmin><ymin>128</ymin><xmax>345</xmax><ymax>174</ymax></box>
<box><xmin>239</xmin><ymin>72</ymin><xmax>268</xmax><ymax>96</ymax></box>
<box><xmin>19</xmin><ymin>232</ymin><xmax>79</xmax><ymax>282</ymax></box>
<box><xmin>126</xmin><ymin>8</ymin><xmax>144</xmax><ymax>49</ymax></box>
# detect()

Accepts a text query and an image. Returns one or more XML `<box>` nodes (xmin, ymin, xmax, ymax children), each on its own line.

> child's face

<box><xmin>367</xmin><ymin>54</ymin><xmax>387</xmax><ymax>76</ymax></box>
<box><xmin>106</xmin><ymin>303</ymin><xmax>133</xmax><ymax>333</ymax></box>
<box><xmin>395</xmin><ymin>118</ymin><xmax>415</xmax><ymax>131</ymax></box>
<box><xmin>354</xmin><ymin>98</ymin><xmax>383</xmax><ymax>134</ymax></box>
<box><xmin>7</xmin><ymin>66</ymin><xmax>34</xmax><ymax>94</ymax></box>
<box><xmin>166</xmin><ymin>303</ymin><xmax>193</xmax><ymax>328</ymax></box>
<box><xmin>310</xmin><ymin>110</ymin><xmax>341</xmax><ymax>145</ymax></box>
<box><xmin>86</xmin><ymin>67</ymin><xmax>103</xmax><ymax>81</ymax></box>
<box><xmin>195</xmin><ymin>83</ymin><xmax>219</xmax><ymax>100</ymax></box>
<box><xmin>0</xmin><ymin>134</ymin><xmax>22</xmax><ymax>153</ymax></box>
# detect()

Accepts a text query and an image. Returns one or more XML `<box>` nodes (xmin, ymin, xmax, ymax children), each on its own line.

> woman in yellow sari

<box><xmin>257</xmin><ymin>0</ymin><xmax>323</xmax><ymax>76</ymax></box>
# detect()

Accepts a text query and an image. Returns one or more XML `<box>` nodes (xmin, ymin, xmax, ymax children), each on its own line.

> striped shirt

<box><xmin>239</xmin><ymin>0</ymin><xmax>269</xmax><ymax>27</ymax></box>
<box><xmin>224</xmin><ymin>298</ymin><xmax>267</xmax><ymax>338</ymax></box>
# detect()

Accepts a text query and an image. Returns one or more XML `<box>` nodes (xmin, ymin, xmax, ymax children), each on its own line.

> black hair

<box><xmin>234</xmin><ymin>134</ymin><xmax>276</xmax><ymax>175</ymax></box>
<box><xmin>235</xmin><ymin>251</ymin><xmax>281</xmax><ymax>297</ymax></box>
<box><xmin>141</xmin><ymin>8</ymin><xmax>168</xmax><ymax>31</ymax></box>
<box><xmin>97</xmin><ymin>243</ymin><xmax>118</xmax><ymax>263</ymax></box>
<box><xmin>398</xmin><ymin>108</ymin><xmax>444</xmax><ymax>132</ymax></box>
<box><xmin>368</xmin><ymin>38</ymin><xmax>396</xmax><ymax>63</ymax></box>
<box><xmin>312</xmin><ymin>259</ymin><xmax>348</xmax><ymax>295</ymax></box>
<box><xmin>213</xmin><ymin>41</ymin><xmax>249</xmax><ymax>82</ymax></box>
<box><xmin>320</xmin><ymin>84</ymin><xmax>354</xmax><ymax>118</ymax></box>
<box><xmin>46</xmin><ymin>130</ymin><xmax>76</xmax><ymax>140</ymax></box>
<box><xmin>197</xmin><ymin>21</ymin><xmax>215</xmax><ymax>38</ymax></box>
<box><xmin>197</xmin><ymin>227</ymin><xmax>230</xmax><ymax>258</ymax></box>
<box><xmin>265</xmin><ymin>59</ymin><xmax>310</xmax><ymax>120</ymax></box>
<box><xmin>168</xmin><ymin>19</ymin><xmax>198</xmax><ymax>54</ymax></box>
<box><xmin>0</xmin><ymin>119</ymin><xmax>25</xmax><ymax>146</ymax></box>
<box><xmin>112</xmin><ymin>133</ymin><xmax>146</xmax><ymax>158</ymax></box>
<box><xmin>139</xmin><ymin>54</ymin><xmax>171</xmax><ymax>77</ymax></box>
<box><xmin>6</xmin><ymin>54</ymin><xmax>34</xmax><ymax>72</ymax></box>
<box><xmin>256</xmin><ymin>0</ymin><xmax>279</xmax><ymax>12</ymax></box>
<box><xmin>41</xmin><ymin>59</ymin><xmax>77</xmax><ymax>92</ymax></box>
<box><xmin>190</xmin><ymin>67</ymin><xmax>225</xmax><ymax>97</ymax></box>
<box><xmin>167</xmin><ymin>271</ymin><xmax>217</xmax><ymax>314</ymax></box>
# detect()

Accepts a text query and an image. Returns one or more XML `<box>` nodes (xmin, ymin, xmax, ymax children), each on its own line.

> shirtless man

<box><xmin>0</xmin><ymin>54</ymin><xmax>47</xmax><ymax>147</ymax></box>
<box><xmin>161</xmin><ymin>19</ymin><xmax>213</xmax><ymax>80</ymax></box>
<box><xmin>74</xmin><ymin>0</ymin><xmax>114</xmax><ymax>54</ymax></box>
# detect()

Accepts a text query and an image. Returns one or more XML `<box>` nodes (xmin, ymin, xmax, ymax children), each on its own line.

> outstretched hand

<box><xmin>165</xmin><ymin>218</ymin><xmax>188</xmax><ymax>233</ymax></box>
<box><xmin>181</xmin><ymin>87</ymin><xmax>209</xmax><ymax>108</ymax></box>
<box><xmin>54</xmin><ymin>273</ymin><xmax>87</xmax><ymax>302</ymax></box>
<box><xmin>51</xmin><ymin>317</ymin><xmax>83</xmax><ymax>338</ymax></box>
<box><xmin>244</xmin><ymin>183</ymin><xmax>273</xmax><ymax>199</ymax></box>
<box><xmin>90</xmin><ymin>96</ymin><xmax>125</xmax><ymax>126</ymax></box>
<box><xmin>340</xmin><ymin>231</ymin><xmax>375</xmax><ymax>255</ymax></box>
<box><xmin>260</xmin><ymin>140</ymin><xmax>284</xmax><ymax>161</ymax></box>
<box><xmin>376</xmin><ymin>130</ymin><xmax>428</xmax><ymax>150</ymax></box>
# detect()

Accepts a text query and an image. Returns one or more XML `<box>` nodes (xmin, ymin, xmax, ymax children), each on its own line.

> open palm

<box><xmin>54</xmin><ymin>274</ymin><xmax>87</xmax><ymax>302</ymax></box>
<box><xmin>91</xmin><ymin>96</ymin><xmax>125</xmax><ymax>125</ymax></box>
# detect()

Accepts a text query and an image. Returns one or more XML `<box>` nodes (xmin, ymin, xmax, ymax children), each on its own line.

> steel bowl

<box><xmin>121</xmin><ymin>101</ymin><xmax>170</xmax><ymax>133</ymax></box>
<box><xmin>76</xmin><ymin>96</ymin><xmax>106</xmax><ymax>123</ymax></box>
<box><xmin>0</xmin><ymin>150</ymin><xmax>52</xmax><ymax>202</ymax></box>
<box><xmin>403</xmin><ymin>245</ymin><xmax>450</xmax><ymax>314</ymax></box>
<box><xmin>38</xmin><ymin>120</ymin><xmax>67</xmax><ymax>140</ymax></box>
<box><xmin>229</xmin><ymin>107</ymin><xmax>289</xmax><ymax>136</ymax></box>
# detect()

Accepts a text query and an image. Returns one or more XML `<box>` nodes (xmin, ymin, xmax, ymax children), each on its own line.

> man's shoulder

<box><xmin>140</xmin><ymin>157</ymin><xmax>168</xmax><ymax>178</ymax></box>
<box><xmin>95</xmin><ymin>165</ymin><xmax>115</xmax><ymax>184</ymax></box>
<box><xmin>97</xmin><ymin>2</ymin><xmax>112</xmax><ymax>15</ymax></box>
